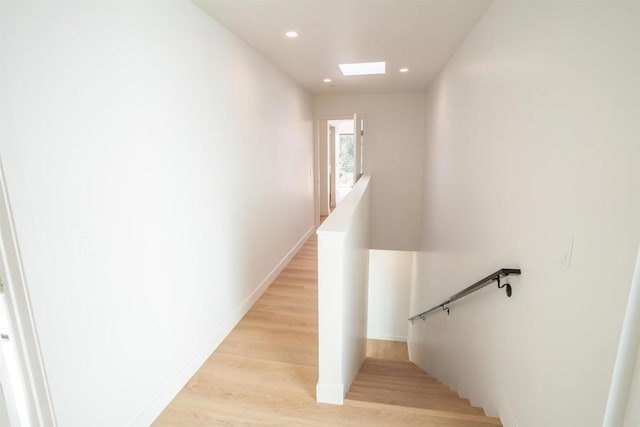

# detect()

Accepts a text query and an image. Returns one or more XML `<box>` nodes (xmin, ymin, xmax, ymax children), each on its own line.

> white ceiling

<box><xmin>193</xmin><ymin>0</ymin><xmax>492</xmax><ymax>96</ymax></box>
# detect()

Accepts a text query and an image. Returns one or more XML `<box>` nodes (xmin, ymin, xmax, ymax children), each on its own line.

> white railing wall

<box><xmin>316</xmin><ymin>175</ymin><xmax>371</xmax><ymax>405</ymax></box>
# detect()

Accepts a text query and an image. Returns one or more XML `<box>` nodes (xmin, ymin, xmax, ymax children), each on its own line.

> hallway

<box><xmin>2</xmin><ymin>1</ymin><xmax>638</xmax><ymax>425</ymax></box>
<box><xmin>153</xmin><ymin>234</ymin><xmax>321</xmax><ymax>425</ymax></box>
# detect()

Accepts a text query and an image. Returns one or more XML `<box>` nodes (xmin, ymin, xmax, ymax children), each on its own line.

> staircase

<box><xmin>345</xmin><ymin>357</ymin><xmax>502</xmax><ymax>426</ymax></box>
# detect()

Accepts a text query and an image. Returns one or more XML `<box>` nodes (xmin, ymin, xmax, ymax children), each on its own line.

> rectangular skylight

<box><xmin>338</xmin><ymin>61</ymin><xmax>386</xmax><ymax>76</ymax></box>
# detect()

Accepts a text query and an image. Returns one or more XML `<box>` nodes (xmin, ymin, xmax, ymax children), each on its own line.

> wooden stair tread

<box><xmin>360</xmin><ymin>365</ymin><xmax>429</xmax><ymax>373</ymax></box>
<box><xmin>361</xmin><ymin>360</ymin><xmax>435</xmax><ymax>374</ymax></box>
<box><xmin>356</xmin><ymin>369</ymin><xmax>437</xmax><ymax>382</ymax></box>
<box><xmin>366</xmin><ymin>339</ymin><xmax>409</xmax><ymax>362</ymax></box>
<box><xmin>344</xmin><ymin>399</ymin><xmax>502</xmax><ymax>426</ymax></box>
<box><xmin>364</xmin><ymin>358</ymin><xmax>426</xmax><ymax>369</ymax></box>
<box><xmin>347</xmin><ymin>356</ymin><xmax>500</xmax><ymax>424</ymax></box>
<box><xmin>349</xmin><ymin>385</ymin><xmax>463</xmax><ymax>402</ymax></box>
<box><xmin>355</xmin><ymin>369</ymin><xmax>444</xmax><ymax>381</ymax></box>
<box><xmin>359</xmin><ymin>364</ymin><xmax>433</xmax><ymax>374</ymax></box>
<box><xmin>350</xmin><ymin>380</ymin><xmax>459</xmax><ymax>396</ymax></box>
<box><xmin>346</xmin><ymin>391</ymin><xmax>484</xmax><ymax>415</ymax></box>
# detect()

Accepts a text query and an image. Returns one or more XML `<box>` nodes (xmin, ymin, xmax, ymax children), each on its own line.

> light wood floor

<box><xmin>366</xmin><ymin>339</ymin><xmax>409</xmax><ymax>362</ymax></box>
<box><xmin>154</xmin><ymin>234</ymin><xmax>498</xmax><ymax>426</ymax></box>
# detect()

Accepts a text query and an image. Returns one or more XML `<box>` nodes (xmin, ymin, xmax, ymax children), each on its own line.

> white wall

<box><xmin>410</xmin><ymin>2</ymin><xmax>640</xmax><ymax>427</ymax></box>
<box><xmin>367</xmin><ymin>250</ymin><xmax>412</xmax><ymax>342</ymax></box>
<box><xmin>336</xmin><ymin>120</ymin><xmax>354</xmax><ymax>136</ymax></box>
<box><xmin>314</xmin><ymin>94</ymin><xmax>425</xmax><ymax>251</ymax></box>
<box><xmin>0</xmin><ymin>1</ymin><xmax>314</xmax><ymax>426</ymax></box>
<box><xmin>317</xmin><ymin>175</ymin><xmax>370</xmax><ymax>405</ymax></box>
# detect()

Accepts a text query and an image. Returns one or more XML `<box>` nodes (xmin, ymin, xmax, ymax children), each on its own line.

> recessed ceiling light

<box><xmin>338</xmin><ymin>61</ymin><xmax>386</xmax><ymax>76</ymax></box>
<box><xmin>323</xmin><ymin>78</ymin><xmax>332</xmax><ymax>83</ymax></box>
<box><xmin>285</xmin><ymin>31</ymin><xmax>298</xmax><ymax>38</ymax></box>
<box><xmin>399</xmin><ymin>68</ymin><xmax>409</xmax><ymax>73</ymax></box>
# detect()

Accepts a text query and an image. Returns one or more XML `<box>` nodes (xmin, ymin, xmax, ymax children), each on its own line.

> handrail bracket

<box><xmin>495</xmin><ymin>275</ymin><xmax>512</xmax><ymax>298</ymax></box>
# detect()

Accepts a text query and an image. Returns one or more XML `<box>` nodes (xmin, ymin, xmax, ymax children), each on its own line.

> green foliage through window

<box><xmin>338</xmin><ymin>134</ymin><xmax>354</xmax><ymax>185</ymax></box>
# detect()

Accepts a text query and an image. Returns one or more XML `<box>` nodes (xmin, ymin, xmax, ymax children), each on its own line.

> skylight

<box><xmin>338</xmin><ymin>61</ymin><xmax>386</xmax><ymax>76</ymax></box>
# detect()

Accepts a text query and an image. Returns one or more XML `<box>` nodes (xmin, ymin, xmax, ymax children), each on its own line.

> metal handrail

<box><xmin>408</xmin><ymin>268</ymin><xmax>522</xmax><ymax>322</ymax></box>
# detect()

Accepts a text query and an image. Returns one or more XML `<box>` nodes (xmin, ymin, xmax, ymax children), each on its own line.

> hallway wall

<box><xmin>313</xmin><ymin>94</ymin><xmax>425</xmax><ymax>251</ymax></box>
<box><xmin>367</xmin><ymin>250</ymin><xmax>412</xmax><ymax>342</ymax></box>
<box><xmin>410</xmin><ymin>2</ymin><xmax>640</xmax><ymax>427</ymax></box>
<box><xmin>0</xmin><ymin>1</ymin><xmax>313</xmax><ymax>425</ymax></box>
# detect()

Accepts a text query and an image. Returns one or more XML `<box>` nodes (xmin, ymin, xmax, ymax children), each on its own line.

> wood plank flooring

<box><xmin>153</xmin><ymin>234</ymin><xmax>500</xmax><ymax>426</ymax></box>
<box><xmin>366</xmin><ymin>339</ymin><xmax>409</xmax><ymax>362</ymax></box>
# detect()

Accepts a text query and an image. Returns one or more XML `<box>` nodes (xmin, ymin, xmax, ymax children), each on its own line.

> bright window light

<box><xmin>285</xmin><ymin>31</ymin><xmax>298</xmax><ymax>38</ymax></box>
<box><xmin>338</xmin><ymin>61</ymin><xmax>386</xmax><ymax>76</ymax></box>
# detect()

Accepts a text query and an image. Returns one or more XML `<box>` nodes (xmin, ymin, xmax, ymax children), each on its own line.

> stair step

<box><xmin>347</xmin><ymin>357</ymin><xmax>498</xmax><ymax>422</ymax></box>
<box><xmin>366</xmin><ymin>339</ymin><xmax>409</xmax><ymax>362</ymax></box>
<box><xmin>344</xmin><ymin>399</ymin><xmax>502</xmax><ymax>426</ymax></box>
<box><xmin>364</xmin><ymin>358</ymin><xmax>425</xmax><ymax>368</ymax></box>
<box><xmin>356</xmin><ymin>369</ymin><xmax>438</xmax><ymax>382</ymax></box>
<box><xmin>360</xmin><ymin>360</ymin><xmax>434</xmax><ymax>375</ymax></box>
<box><xmin>350</xmin><ymin>380</ymin><xmax>459</xmax><ymax>396</ymax></box>
<box><xmin>346</xmin><ymin>390</ymin><xmax>484</xmax><ymax>415</ymax></box>
<box><xmin>358</xmin><ymin>368</ymin><xmax>436</xmax><ymax>380</ymax></box>
<box><xmin>359</xmin><ymin>363</ymin><xmax>433</xmax><ymax>373</ymax></box>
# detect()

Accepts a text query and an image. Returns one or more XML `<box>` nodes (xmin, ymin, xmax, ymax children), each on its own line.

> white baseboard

<box><xmin>316</xmin><ymin>383</ymin><xmax>344</xmax><ymax>405</ymax></box>
<box><xmin>367</xmin><ymin>334</ymin><xmax>407</xmax><ymax>342</ymax></box>
<box><xmin>130</xmin><ymin>319</ymin><xmax>229</xmax><ymax>427</ymax></box>
<box><xmin>130</xmin><ymin>225</ymin><xmax>316</xmax><ymax>426</ymax></box>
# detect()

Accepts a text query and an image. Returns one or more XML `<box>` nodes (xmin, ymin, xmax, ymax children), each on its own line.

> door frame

<box><xmin>313</xmin><ymin>115</ymin><xmax>364</xmax><ymax>227</ymax></box>
<box><xmin>0</xmin><ymin>160</ymin><xmax>56</xmax><ymax>426</ymax></box>
<box><xmin>603</xmin><ymin>243</ymin><xmax>640</xmax><ymax>426</ymax></box>
<box><xmin>329</xmin><ymin>125</ymin><xmax>336</xmax><ymax>209</ymax></box>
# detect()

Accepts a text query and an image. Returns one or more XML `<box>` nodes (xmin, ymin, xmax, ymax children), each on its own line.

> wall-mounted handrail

<box><xmin>408</xmin><ymin>268</ymin><xmax>521</xmax><ymax>323</ymax></box>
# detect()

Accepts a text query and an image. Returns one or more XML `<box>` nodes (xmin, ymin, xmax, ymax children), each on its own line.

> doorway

<box><xmin>328</xmin><ymin>119</ymin><xmax>355</xmax><ymax>206</ymax></box>
<box><xmin>315</xmin><ymin>115</ymin><xmax>364</xmax><ymax>225</ymax></box>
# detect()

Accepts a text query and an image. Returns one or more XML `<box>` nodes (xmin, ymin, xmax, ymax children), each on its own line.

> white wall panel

<box><xmin>0</xmin><ymin>2</ymin><xmax>314</xmax><ymax>425</ymax></box>
<box><xmin>410</xmin><ymin>2</ymin><xmax>640</xmax><ymax>426</ymax></box>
